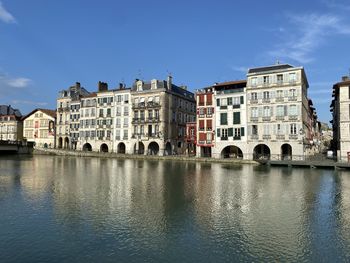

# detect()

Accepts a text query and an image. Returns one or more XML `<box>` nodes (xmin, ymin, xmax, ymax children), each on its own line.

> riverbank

<box><xmin>33</xmin><ymin>148</ymin><xmax>258</xmax><ymax>165</ymax></box>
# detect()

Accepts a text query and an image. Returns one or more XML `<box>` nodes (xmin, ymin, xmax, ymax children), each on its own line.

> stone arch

<box><xmin>82</xmin><ymin>143</ymin><xmax>92</xmax><ymax>152</ymax></box>
<box><xmin>134</xmin><ymin>142</ymin><xmax>145</xmax><ymax>155</ymax></box>
<box><xmin>100</xmin><ymin>143</ymin><xmax>109</xmax><ymax>153</ymax></box>
<box><xmin>117</xmin><ymin>142</ymin><xmax>126</xmax><ymax>154</ymax></box>
<box><xmin>64</xmin><ymin>137</ymin><xmax>69</xmax><ymax>149</ymax></box>
<box><xmin>148</xmin><ymin>141</ymin><xmax>159</xmax><ymax>155</ymax></box>
<box><xmin>253</xmin><ymin>144</ymin><xmax>271</xmax><ymax>160</ymax></box>
<box><xmin>221</xmin><ymin>145</ymin><xmax>243</xmax><ymax>159</ymax></box>
<box><xmin>281</xmin><ymin>143</ymin><xmax>292</xmax><ymax>160</ymax></box>
<box><xmin>58</xmin><ymin>137</ymin><xmax>63</xmax><ymax>149</ymax></box>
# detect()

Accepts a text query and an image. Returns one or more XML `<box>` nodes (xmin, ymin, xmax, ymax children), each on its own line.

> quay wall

<box><xmin>33</xmin><ymin>148</ymin><xmax>257</xmax><ymax>165</ymax></box>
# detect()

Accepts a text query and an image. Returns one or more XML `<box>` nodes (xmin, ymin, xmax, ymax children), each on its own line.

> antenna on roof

<box><xmin>276</xmin><ymin>60</ymin><xmax>280</xmax><ymax>65</ymax></box>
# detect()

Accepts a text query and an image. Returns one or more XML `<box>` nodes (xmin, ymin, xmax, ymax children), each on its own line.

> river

<box><xmin>0</xmin><ymin>155</ymin><xmax>349</xmax><ymax>262</ymax></box>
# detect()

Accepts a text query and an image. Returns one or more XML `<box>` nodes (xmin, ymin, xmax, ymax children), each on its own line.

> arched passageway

<box><xmin>117</xmin><ymin>142</ymin><xmax>126</xmax><ymax>154</ymax></box>
<box><xmin>134</xmin><ymin>142</ymin><xmax>145</xmax><ymax>155</ymax></box>
<box><xmin>253</xmin><ymin>144</ymin><xmax>271</xmax><ymax>160</ymax></box>
<box><xmin>58</xmin><ymin>137</ymin><xmax>63</xmax><ymax>149</ymax></box>
<box><xmin>221</xmin><ymin>145</ymin><xmax>243</xmax><ymax>159</ymax></box>
<box><xmin>100</xmin><ymin>143</ymin><xmax>109</xmax><ymax>153</ymax></box>
<box><xmin>281</xmin><ymin>144</ymin><xmax>292</xmax><ymax>160</ymax></box>
<box><xmin>148</xmin><ymin>142</ymin><xmax>159</xmax><ymax>155</ymax></box>
<box><xmin>82</xmin><ymin>143</ymin><xmax>92</xmax><ymax>152</ymax></box>
<box><xmin>165</xmin><ymin>142</ymin><xmax>172</xmax><ymax>155</ymax></box>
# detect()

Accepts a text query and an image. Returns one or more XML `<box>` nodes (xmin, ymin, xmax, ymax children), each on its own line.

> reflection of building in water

<box><xmin>191</xmin><ymin>164</ymin><xmax>321</xmax><ymax>259</ymax></box>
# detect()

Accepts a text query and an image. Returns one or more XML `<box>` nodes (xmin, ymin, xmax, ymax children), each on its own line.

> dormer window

<box><xmin>136</xmin><ymin>80</ymin><xmax>143</xmax><ymax>91</ymax></box>
<box><xmin>263</xmin><ymin>76</ymin><xmax>269</xmax><ymax>84</ymax></box>
<box><xmin>151</xmin><ymin>79</ymin><xmax>157</xmax><ymax>90</ymax></box>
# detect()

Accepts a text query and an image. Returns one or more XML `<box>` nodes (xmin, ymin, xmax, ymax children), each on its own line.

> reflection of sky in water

<box><xmin>0</xmin><ymin>156</ymin><xmax>350</xmax><ymax>262</ymax></box>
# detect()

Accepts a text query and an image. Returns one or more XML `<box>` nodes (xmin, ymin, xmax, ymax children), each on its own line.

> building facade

<box><xmin>131</xmin><ymin>76</ymin><xmax>196</xmax><ymax>156</ymax></box>
<box><xmin>246</xmin><ymin>64</ymin><xmax>313</xmax><ymax>160</ymax></box>
<box><xmin>331</xmin><ymin>76</ymin><xmax>350</xmax><ymax>162</ymax></box>
<box><xmin>23</xmin><ymin>109</ymin><xmax>56</xmax><ymax>148</ymax></box>
<box><xmin>56</xmin><ymin>82</ymin><xmax>90</xmax><ymax>149</ymax></box>
<box><xmin>212</xmin><ymin>80</ymin><xmax>247</xmax><ymax>159</ymax></box>
<box><xmin>0</xmin><ymin>105</ymin><xmax>23</xmax><ymax>141</ymax></box>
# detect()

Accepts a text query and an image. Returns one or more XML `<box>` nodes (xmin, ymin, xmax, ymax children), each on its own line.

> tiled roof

<box><xmin>0</xmin><ymin>105</ymin><xmax>22</xmax><ymax>117</ymax></box>
<box><xmin>22</xmin><ymin>108</ymin><xmax>56</xmax><ymax>120</ymax></box>
<box><xmin>214</xmin><ymin>80</ymin><xmax>246</xmax><ymax>87</ymax></box>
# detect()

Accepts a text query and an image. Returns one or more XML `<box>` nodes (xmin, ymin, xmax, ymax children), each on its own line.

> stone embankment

<box><xmin>33</xmin><ymin>148</ymin><xmax>257</xmax><ymax>165</ymax></box>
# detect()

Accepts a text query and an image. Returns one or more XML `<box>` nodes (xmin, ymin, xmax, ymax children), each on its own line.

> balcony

<box><xmin>289</xmin><ymin>134</ymin><xmax>298</xmax><ymax>140</ymax></box>
<box><xmin>250</xmin><ymin>117</ymin><xmax>259</xmax><ymax>122</ymax></box>
<box><xmin>276</xmin><ymin>134</ymin><xmax>285</xmax><ymax>140</ymax></box>
<box><xmin>233</xmin><ymin>136</ymin><xmax>241</xmax><ymax>140</ymax></box>
<box><xmin>262</xmin><ymin>98</ymin><xmax>270</xmax><ymax>103</ymax></box>
<box><xmin>276</xmin><ymin>116</ymin><xmax>285</xmax><ymax>121</ymax></box>
<box><xmin>232</xmin><ymin>104</ymin><xmax>240</xmax><ymax>109</ymax></box>
<box><xmin>289</xmin><ymin>115</ymin><xmax>298</xmax><ymax>121</ymax></box>
<box><xmin>115</xmin><ymin>136</ymin><xmax>120</xmax><ymax>140</ymax></box>
<box><xmin>250</xmin><ymin>99</ymin><xmax>258</xmax><ymax>104</ymax></box>
<box><xmin>221</xmin><ymin>136</ymin><xmax>228</xmax><ymax>141</ymax></box>
<box><xmin>206</xmin><ymin>114</ymin><xmax>212</xmax><ymax>118</ymax></box>
<box><xmin>288</xmin><ymin>96</ymin><xmax>298</xmax><ymax>101</ymax></box>
<box><xmin>262</xmin><ymin>135</ymin><xmax>271</xmax><ymax>140</ymax></box>
<box><xmin>220</xmin><ymin>106</ymin><xmax>227</xmax><ymax>110</ymax></box>
<box><xmin>250</xmin><ymin>134</ymin><xmax>259</xmax><ymax>140</ymax></box>
<box><xmin>262</xmin><ymin>116</ymin><xmax>271</xmax><ymax>121</ymax></box>
<box><xmin>116</xmin><ymin>112</ymin><xmax>121</xmax><ymax>116</ymax></box>
<box><xmin>275</xmin><ymin>97</ymin><xmax>284</xmax><ymax>102</ymax></box>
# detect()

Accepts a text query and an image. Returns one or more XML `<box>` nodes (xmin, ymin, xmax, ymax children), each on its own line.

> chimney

<box><xmin>98</xmin><ymin>81</ymin><xmax>108</xmax><ymax>92</ymax></box>
<box><xmin>167</xmin><ymin>75</ymin><xmax>172</xmax><ymax>90</ymax></box>
<box><xmin>119</xmin><ymin>83</ymin><xmax>124</xmax><ymax>89</ymax></box>
<box><xmin>75</xmin><ymin>82</ymin><xmax>81</xmax><ymax>89</ymax></box>
<box><xmin>342</xmin><ymin>76</ymin><xmax>349</xmax><ymax>82</ymax></box>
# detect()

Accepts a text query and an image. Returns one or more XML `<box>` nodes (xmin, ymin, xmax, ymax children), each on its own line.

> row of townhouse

<box><xmin>56</xmin><ymin>76</ymin><xmax>196</xmax><ymax>155</ymax></box>
<box><xmin>193</xmin><ymin>64</ymin><xmax>321</xmax><ymax>161</ymax></box>
<box><xmin>0</xmin><ymin>105</ymin><xmax>23</xmax><ymax>141</ymax></box>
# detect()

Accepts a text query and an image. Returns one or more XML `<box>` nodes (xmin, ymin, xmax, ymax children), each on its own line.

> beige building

<box><xmin>0</xmin><ymin>105</ymin><xmax>23</xmax><ymax>141</ymax></box>
<box><xmin>331</xmin><ymin>76</ymin><xmax>350</xmax><ymax>162</ymax></box>
<box><xmin>23</xmin><ymin>109</ymin><xmax>56</xmax><ymax>148</ymax></box>
<box><xmin>131</xmin><ymin>76</ymin><xmax>196</xmax><ymax>156</ymax></box>
<box><xmin>56</xmin><ymin>82</ymin><xmax>90</xmax><ymax>149</ymax></box>
<box><xmin>246</xmin><ymin>64</ymin><xmax>315</xmax><ymax>160</ymax></box>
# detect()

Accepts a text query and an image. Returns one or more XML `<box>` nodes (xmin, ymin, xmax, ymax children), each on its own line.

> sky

<box><xmin>1</xmin><ymin>0</ymin><xmax>350</xmax><ymax>123</ymax></box>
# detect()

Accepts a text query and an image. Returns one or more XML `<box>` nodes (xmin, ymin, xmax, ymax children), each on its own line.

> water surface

<box><xmin>0</xmin><ymin>155</ymin><xmax>349</xmax><ymax>262</ymax></box>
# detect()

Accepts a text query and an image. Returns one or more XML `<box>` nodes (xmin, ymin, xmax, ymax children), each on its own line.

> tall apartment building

<box><xmin>0</xmin><ymin>105</ymin><xmax>23</xmax><ymax>141</ymax></box>
<box><xmin>213</xmin><ymin>80</ymin><xmax>247</xmax><ymax>159</ymax></box>
<box><xmin>57</xmin><ymin>82</ymin><xmax>90</xmax><ymax>149</ymax></box>
<box><xmin>330</xmin><ymin>76</ymin><xmax>350</xmax><ymax>162</ymax></box>
<box><xmin>246</xmin><ymin>64</ymin><xmax>313</xmax><ymax>160</ymax></box>
<box><xmin>196</xmin><ymin>87</ymin><xmax>214</xmax><ymax>157</ymax></box>
<box><xmin>113</xmin><ymin>85</ymin><xmax>132</xmax><ymax>154</ymax></box>
<box><xmin>22</xmin><ymin>109</ymin><xmax>56</xmax><ymax>148</ymax></box>
<box><xmin>78</xmin><ymin>93</ymin><xmax>97</xmax><ymax>151</ymax></box>
<box><xmin>131</xmin><ymin>76</ymin><xmax>196</xmax><ymax>156</ymax></box>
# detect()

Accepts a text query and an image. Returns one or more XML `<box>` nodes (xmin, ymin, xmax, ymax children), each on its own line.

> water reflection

<box><xmin>0</xmin><ymin>156</ymin><xmax>350</xmax><ymax>262</ymax></box>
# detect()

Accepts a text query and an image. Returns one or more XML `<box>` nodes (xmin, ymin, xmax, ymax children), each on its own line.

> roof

<box><xmin>334</xmin><ymin>79</ymin><xmax>350</xmax><ymax>87</ymax></box>
<box><xmin>248</xmin><ymin>64</ymin><xmax>294</xmax><ymax>74</ymax></box>
<box><xmin>22</xmin><ymin>108</ymin><xmax>56</xmax><ymax>120</ymax></box>
<box><xmin>214</xmin><ymin>80</ymin><xmax>246</xmax><ymax>87</ymax></box>
<box><xmin>81</xmin><ymin>93</ymin><xmax>97</xmax><ymax>98</ymax></box>
<box><xmin>0</xmin><ymin>105</ymin><xmax>22</xmax><ymax>117</ymax></box>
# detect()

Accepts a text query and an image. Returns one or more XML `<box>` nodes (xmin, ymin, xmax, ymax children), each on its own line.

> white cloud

<box><xmin>7</xmin><ymin>77</ymin><xmax>31</xmax><ymax>88</ymax></box>
<box><xmin>0</xmin><ymin>1</ymin><xmax>16</xmax><ymax>23</ymax></box>
<box><xmin>11</xmin><ymin>100</ymin><xmax>48</xmax><ymax>106</ymax></box>
<box><xmin>268</xmin><ymin>13</ymin><xmax>350</xmax><ymax>63</ymax></box>
<box><xmin>323</xmin><ymin>0</ymin><xmax>350</xmax><ymax>10</ymax></box>
<box><xmin>230</xmin><ymin>66</ymin><xmax>248</xmax><ymax>73</ymax></box>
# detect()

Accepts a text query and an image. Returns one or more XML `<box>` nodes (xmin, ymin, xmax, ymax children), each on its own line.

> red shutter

<box><xmin>199</xmin><ymin>133</ymin><xmax>206</xmax><ymax>141</ymax></box>
<box><xmin>207</xmin><ymin>119</ymin><xmax>212</xmax><ymax>129</ymax></box>
<box><xmin>207</xmin><ymin>93</ymin><xmax>212</xmax><ymax>105</ymax></box>
<box><xmin>199</xmin><ymin>120</ymin><xmax>204</xmax><ymax>129</ymax></box>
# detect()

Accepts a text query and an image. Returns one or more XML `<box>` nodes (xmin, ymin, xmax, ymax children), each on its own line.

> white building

<box><xmin>23</xmin><ymin>109</ymin><xmax>56</xmax><ymax>148</ymax></box>
<box><xmin>212</xmin><ymin>80</ymin><xmax>248</xmax><ymax>159</ymax></box>
<box><xmin>246</xmin><ymin>64</ymin><xmax>312</xmax><ymax>160</ymax></box>
<box><xmin>331</xmin><ymin>76</ymin><xmax>350</xmax><ymax>162</ymax></box>
<box><xmin>0</xmin><ymin>105</ymin><xmax>23</xmax><ymax>141</ymax></box>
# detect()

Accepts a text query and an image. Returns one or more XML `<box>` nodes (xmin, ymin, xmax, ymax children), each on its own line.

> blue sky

<box><xmin>1</xmin><ymin>0</ymin><xmax>350</xmax><ymax>123</ymax></box>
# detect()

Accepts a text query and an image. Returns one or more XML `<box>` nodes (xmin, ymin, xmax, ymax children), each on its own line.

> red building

<box><xmin>196</xmin><ymin>87</ymin><xmax>214</xmax><ymax>157</ymax></box>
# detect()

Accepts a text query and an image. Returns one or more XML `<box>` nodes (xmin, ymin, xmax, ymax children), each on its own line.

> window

<box><xmin>276</xmin><ymin>90</ymin><xmax>283</xmax><ymax>98</ymax></box>
<box><xmin>124</xmin><ymin>106</ymin><xmax>129</xmax><ymax>115</ymax></box>
<box><xmin>123</xmin><ymin>118</ymin><xmax>128</xmax><ymax>127</ymax></box>
<box><xmin>290</xmin><ymin>123</ymin><xmax>297</xmax><ymax>134</ymax></box>
<box><xmin>251</xmin><ymin>92</ymin><xmax>258</xmax><ymax>100</ymax></box>
<box><xmin>276</xmin><ymin>105</ymin><xmax>284</xmax><ymax>116</ymax></box>
<box><xmin>227</xmin><ymin>97</ymin><xmax>232</xmax><ymax>105</ymax></box>
<box><xmin>148</xmin><ymin>110</ymin><xmax>153</xmax><ymax>119</ymax></box>
<box><xmin>251</xmin><ymin>77</ymin><xmax>257</xmax><ymax>86</ymax></box>
<box><xmin>140</xmin><ymin>111</ymin><xmax>145</xmax><ymax>120</ymax></box>
<box><xmin>99</xmin><ymin>109</ymin><xmax>103</xmax><ymax>117</ymax></box>
<box><xmin>263</xmin><ymin>125</ymin><xmax>269</xmax><ymax>135</ymax></box>
<box><xmin>199</xmin><ymin>108</ymin><xmax>205</xmax><ymax>115</ymax></box>
<box><xmin>289</xmin><ymin>73</ymin><xmax>296</xmax><ymax>82</ymax></box>
<box><xmin>221</xmin><ymin>128</ymin><xmax>228</xmax><ymax>138</ymax></box>
<box><xmin>140</xmin><ymin>125</ymin><xmax>144</xmax><ymax>134</ymax></box>
<box><xmin>220</xmin><ymin>113</ymin><xmax>227</xmax><ymax>125</ymax></box>
<box><xmin>289</xmin><ymin>89</ymin><xmax>297</xmax><ymax>98</ymax></box>
<box><xmin>207</xmin><ymin>107</ymin><xmax>213</xmax><ymax>115</ymax></box>
<box><xmin>251</xmin><ymin>107</ymin><xmax>258</xmax><ymax>117</ymax></box>
<box><xmin>234</xmin><ymin>128</ymin><xmax>241</xmax><ymax>138</ymax></box>
<box><xmin>221</xmin><ymin>98</ymin><xmax>227</xmax><ymax>106</ymax></box>
<box><xmin>277</xmin><ymin>124</ymin><xmax>282</xmax><ymax>134</ymax></box>
<box><xmin>263</xmin><ymin>76</ymin><xmax>269</xmax><ymax>84</ymax></box>
<box><xmin>277</xmin><ymin>74</ymin><xmax>283</xmax><ymax>83</ymax></box>
<box><xmin>116</xmin><ymin>118</ymin><xmax>121</xmax><ymax>127</ymax></box>
<box><xmin>252</xmin><ymin>125</ymin><xmax>258</xmax><ymax>135</ymax></box>
<box><xmin>289</xmin><ymin>105</ymin><xmax>297</xmax><ymax>116</ymax></box>
<box><xmin>107</xmin><ymin>108</ymin><xmax>111</xmax><ymax>116</ymax></box>
<box><xmin>263</xmin><ymin>91</ymin><xmax>270</xmax><ymax>99</ymax></box>
<box><xmin>263</xmin><ymin>106</ymin><xmax>271</xmax><ymax>117</ymax></box>
<box><xmin>233</xmin><ymin>112</ymin><xmax>241</xmax><ymax>124</ymax></box>
<box><xmin>233</xmin><ymin>97</ymin><xmax>240</xmax><ymax>105</ymax></box>
<box><xmin>155</xmin><ymin>110</ymin><xmax>159</xmax><ymax>119</ymax></box>
<box><xmin>124</xmin><ymin>94</ymin><xmax>129</xmax><ymax>103</ymax></box>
